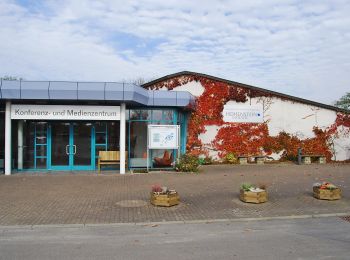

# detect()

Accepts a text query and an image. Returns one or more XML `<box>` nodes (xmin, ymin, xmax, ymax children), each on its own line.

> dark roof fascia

<box><xmin>142</xmin><ymin>71</ymin><xmax>349</xmax><ymax>113</ymax></box>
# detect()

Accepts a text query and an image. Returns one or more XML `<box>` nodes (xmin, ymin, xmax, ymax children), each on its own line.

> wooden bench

<box><xmin>98</xmin><ymin>151</ymin><xmax>128</xmax><ymax>174</ymax></box>
<box><xmin>301</xmin><ymin>155</ymin><xmax>326</xmax><ymax>165</ymax></box>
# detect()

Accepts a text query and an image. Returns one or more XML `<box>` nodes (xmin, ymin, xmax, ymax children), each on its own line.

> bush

<box><xmin>198</xmin><ymin>156</ymin><xmax>213</xmax><ymax>165</ymax></box>
<box><xmin>225</xmin><ymin>152</ymin><xmax>237</xmax><ymax>164</ymax></box>
<box><xmin>175</xmin><ymin>154</ymin><xmax>200</xmax><ymax>172</ymax></box>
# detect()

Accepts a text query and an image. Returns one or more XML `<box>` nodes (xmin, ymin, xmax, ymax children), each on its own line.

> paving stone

<box><xmin>0</xmin><ymin>164</ymin><xmax>349</xmax><ymax>225</ymax></box>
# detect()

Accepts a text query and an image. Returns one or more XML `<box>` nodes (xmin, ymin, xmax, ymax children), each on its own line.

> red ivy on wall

<box><xmin>147</xmin><ymin>75</ymin><xmax>350</xmax><ymax>161</ymax></box>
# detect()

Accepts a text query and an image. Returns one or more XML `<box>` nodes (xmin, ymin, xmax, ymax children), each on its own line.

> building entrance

<box><xmin>50</xmin><ymin>122</ymin><xmax>93</xmax><ymax>170</ymax></box>
<box><xmin>15</xmin><ymin>120</ymin><xmax>119</xmax><ymax>171</ymax></box>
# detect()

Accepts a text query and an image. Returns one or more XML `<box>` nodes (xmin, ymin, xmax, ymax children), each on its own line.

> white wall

<box><xmin>160</xmin><ymin>81</ymin><xmax>205</xmax><ymax>97</ymax></box>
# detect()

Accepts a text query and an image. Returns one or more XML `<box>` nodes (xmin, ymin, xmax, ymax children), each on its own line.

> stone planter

<box><xmin>238</xmin><ymin>156</ymin><xmax>248</xmax><ymax>165</ymax></box>
<box><xmin>313</xmin><ymin>187</ymin><xmax>341</xmax><ymax>200</ymax></box>
<box><xmin>239</xmin><ymin>189</ymin><xmax>268</xmax><ymax>204</ymax></box>
<box><xmin>150</xmin><ymin>192</ymin><xmax>180</xmax><ymax>207</ymax></box>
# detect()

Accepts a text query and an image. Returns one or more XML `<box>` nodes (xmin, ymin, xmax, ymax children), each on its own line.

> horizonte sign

<box><xmin>10</xmin><ymin>104</ymin><xmax>120</xmax><ymax>120</ymax></box>
<box><xmin>222</xmin><ymin>104</ymin><xmax>264</xmax><ymax>123</ymax></box>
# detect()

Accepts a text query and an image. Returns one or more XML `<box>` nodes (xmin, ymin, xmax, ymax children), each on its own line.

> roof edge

<box><xmin>142</xmin><ymin>71</ymin><xmax>349</xmax><ymax>114</ymax></box>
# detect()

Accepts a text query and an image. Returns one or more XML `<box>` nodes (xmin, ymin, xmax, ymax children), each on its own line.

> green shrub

<box><xmin>198</xmin><ymin>156</ymin><xmax>213</xmax><ymax>165</ymax></box>
<box><xmin>225</xmin><ymin>152</ymin><xmax>237</xmax><ymax>164</ymax></box>
<box><xmin>175</xmin><ymin>154</ymin><xmax>200</xmax><ymax>172</ymax></box>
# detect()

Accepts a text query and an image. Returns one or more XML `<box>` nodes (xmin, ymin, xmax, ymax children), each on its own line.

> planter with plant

<box><xmin>239</xmin><ymin>183</ymin><xmax>268</xmax><ymax>203</ymax></box>
<box><xmin>150</xmin><ymin>184</ymin><xmax>180</xmax><ymax>207</ymax></box>
<box><xmin>313</xmin><ymin>182</ymin><xmax>341</xmax><ymax>200</ymax></box>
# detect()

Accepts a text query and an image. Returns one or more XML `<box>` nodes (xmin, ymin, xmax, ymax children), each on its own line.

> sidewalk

<box><xmin>0</xmin><ymin>164</ymin><xmax>349</xmax><ymax>226</ymax></box>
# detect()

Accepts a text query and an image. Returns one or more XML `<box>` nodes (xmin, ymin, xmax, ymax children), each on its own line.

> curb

<box><xmin>1</xmin><ymin>212</ymin><xmax>349</xmax><ymax>230</ymax></box>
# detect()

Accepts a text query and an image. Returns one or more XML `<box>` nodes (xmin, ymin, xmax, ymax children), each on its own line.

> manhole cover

<box><xmin>340</xmin><ymin>216</ymin><xmax>350</xmax><ymax>223</ymax></box>
<box><xmin>116</xmin><ymin>200</ymin><xmax>148</xmax><ymax>208</ymax></box>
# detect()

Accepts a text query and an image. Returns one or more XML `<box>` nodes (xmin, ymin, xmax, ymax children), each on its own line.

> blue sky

<box><xmin>1</xmin><ymin>0</ymin><xmax>350</xmax><ymax>105</ymax></box>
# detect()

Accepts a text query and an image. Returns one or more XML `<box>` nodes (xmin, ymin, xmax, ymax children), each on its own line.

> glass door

<box><xmin>50</xmin><ymin>122</ymin><xmax>71</xmax><ymax>169</ymax></box>
<box><xmin>50</xmin><ymin>122</ymin><xmax>93</xmax><ymax>170</ymax></box>
<box><xmin>72</xmin><ymin>122</ymin><xmax>93</xmax><ymax>170</ymax></box>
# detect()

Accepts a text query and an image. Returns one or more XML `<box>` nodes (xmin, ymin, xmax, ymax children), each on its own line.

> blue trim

<box><xmin>34</xmin><ymin>125</ymin><xmax>37</xmax><ymax>169</ymax></box>
<box><xmin>183</xmin><ymin>112</ymin><xmax>188</xmax><ymax>154</ymax></box>
<box><xmin>173</xmin><ymin>110</ymin><xmax>178</xmax><ymax>160</ymax></box>
<box><xmin>47</xmin><ymin>124</ymin><xmax>51</xmax><ymax>169</ymax></box>
<box><xmin>92</xmin><ymin>125</ymin><xmax>96</xmax><ymax>169</ymax></box>
<box><xmin>69</xmin><ymin>124</ymin><xmax>74</xmax><ymax>167</ymax></box>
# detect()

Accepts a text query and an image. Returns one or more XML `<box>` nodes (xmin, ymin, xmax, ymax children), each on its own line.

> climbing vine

<box><xmin>147</xmin><ymin>75</ymin><xmax>350</xmax><ymax>161</ymax></box>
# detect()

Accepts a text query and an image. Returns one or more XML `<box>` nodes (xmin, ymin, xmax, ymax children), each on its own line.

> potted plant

<box><xmin>239</xmin><ymin>183</ymin><xmax>268</xmax><ymax>204</ymax></box>
<box><xmin>313</xmin><ymin>182</ymin><xmax>342</xmax><ymax>200</ymax></box>
<box><xmin>150</xmin><ymin>184</ymin><xmax>180</xmax><ymax>207</ymax></box>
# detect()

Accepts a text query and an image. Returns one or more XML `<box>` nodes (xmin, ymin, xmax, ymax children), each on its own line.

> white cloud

<box><xmin>0</xmin><ymin>0</ymin><xmax>349</xmax><ymax>105</ymax></box>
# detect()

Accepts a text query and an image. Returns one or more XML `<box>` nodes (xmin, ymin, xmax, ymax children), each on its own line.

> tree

<box><xmin>1</xmin><ymin>75</ymin><xmax>23</xmax><ymax>80</ymax></box>
<box><xmin>335</xmin><ymin>92</ymin><xmax>350</xmax><ymax>110</ymax></box>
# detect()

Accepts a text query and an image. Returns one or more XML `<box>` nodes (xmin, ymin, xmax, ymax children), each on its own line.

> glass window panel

<box><xmin>73</xmin><ymin>122</ymin><xmax>92</xmax><ymax>166</ymax></box>
<box><xmin>126</xmin><ymin>110</ymin><xmax>130</xmax><ymax>120</ymax></box>
<box><xmin>0</xmin><ymin>105</ymin><xmax>4</xmax><ymax>161</ymax></box>
<box><xmin>36</xmin><ymin>135</ymin><xmax>47</xmax><ymax>144</ymax></box>
<box><xmin>140</xmin><ymin>110</ymin><xmax>151</xmax><ymax>120</ymax></box>
<box><xmin>129</xmin><ymin>121</ymin><xmax>147</xmax><ymax>167</ymax></box>
<box><xmin>163</xmin><ymin>110</ymin><xmax>173</xmax><ymax>121</ymax></box>
<box><xmin>35</xmin><ymin>122</ymin><xmax>47</xmax><ymax>132</ymax></box>
<box><xmin>130</xmin><ymin>110</ymin><xmax>141</xmax><ymax>120</ymax></box>
<box><xmin>107</xmin><ymin>121</ymin><xmax>119</xmax><ymax>151</ymax></box>
<box><xmin>96</xmin><ymin>145</ymin><xmax>107</xmax><ymax>155</ymax></box>
<box><xmin>23</xmin><ymin>121</ymin><xmax>35</xmax><ymax>169</ymax></box>
<box><xmin>95</xmin><ymin>122</ymin><xmax>106</xmax><ymax>132</ymax></box>
<box><xmin>36</xmin><ymin>158</ymin><xmax>46</xmax><ymax>169</ymax></box>
<box><xmin>95</xmin><ymin>133</ymin><xmax>106</xmax><ymax>144</ymax></box>
<box><xmin>177</xmin><ymin>112</ymin><xmax>183</xmax><ymax>124</ymax></box>
<box><xmin>152</xmin><ymin>110</ymin><xmax>162</xmax><ymax>121</ymax></box>
<box><xmin>51</xmin><ymin>122</ymin><xmax>70</xmax><ymax>166</ymax></box>
<box><xmin>36</xmin><ymin>145</ymin><xmax>46</xmax><ymax>157</ymax></box>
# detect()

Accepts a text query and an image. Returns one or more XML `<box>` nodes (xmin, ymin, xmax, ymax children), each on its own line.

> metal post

<box><xmin>298</xmin><ymin>147</ymin><xmax>302</xmax><ymax>165</ymax></box>
<box><xmin>5</xmin><ymin>101</ymin><xmax>11</xmax><ymax>175</ymax></box>
<box><xmin>18</xmin><ymin>120</ymin><xmax>23</xmax><ymax>170</ymax></box>
<box><xmin>119</xmin><ymin>103</ymin><xmax>126</xmax><ymax>174</ymax></box>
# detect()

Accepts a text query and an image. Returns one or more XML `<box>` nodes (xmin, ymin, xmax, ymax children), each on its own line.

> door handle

<box><xmin>73</xmin><ymin>145</ymin><xmax>77</xmax><ymax>155</ymax></box>
<box><xmin>65</xmin><ymin>145</ymin><xmax>69</xmax><ymax>155</ymax></box>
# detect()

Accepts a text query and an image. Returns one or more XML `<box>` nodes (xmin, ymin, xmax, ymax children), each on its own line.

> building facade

<box><xmin>1</xmin><ymin>71</ymin><xmax>349</xmax><ymax>175</ymax></box>
<box><xmin>0</xmin><ymin>80</ymin><xmax>194</xmax><ymax>175</ymax></box>
<box><xmin>144</xmin><ymin>72</ymin><xmax>350</xmax><ymax>162</ymax></box>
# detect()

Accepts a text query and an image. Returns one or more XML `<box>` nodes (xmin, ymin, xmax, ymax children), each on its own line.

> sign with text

<box><xmin>11</xmin><ymin>104</ymin><xmax>120</xmax><ymax>120</ymax></box>
<box><xmin>148</xmin><ymin>125</ymin><xmax>180</xmax><ymax>149</ymax></box>
<box><xmin>222</xmin><ymin>104</ymin><xmax>264</xmax><ymax>123</ymax></box>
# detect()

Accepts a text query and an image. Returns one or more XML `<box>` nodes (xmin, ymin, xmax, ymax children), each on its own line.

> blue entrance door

<box><xmin>50</xmin><ymin>122</ymin><xmax>93</xmax><ymax>170</ymax></box>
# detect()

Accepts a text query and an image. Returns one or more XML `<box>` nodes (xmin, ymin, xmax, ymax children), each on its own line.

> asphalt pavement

<box><xmin>1</xmin><ymin>216</ymin><xmax>350</xmax><ymax>260</ymax></box>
